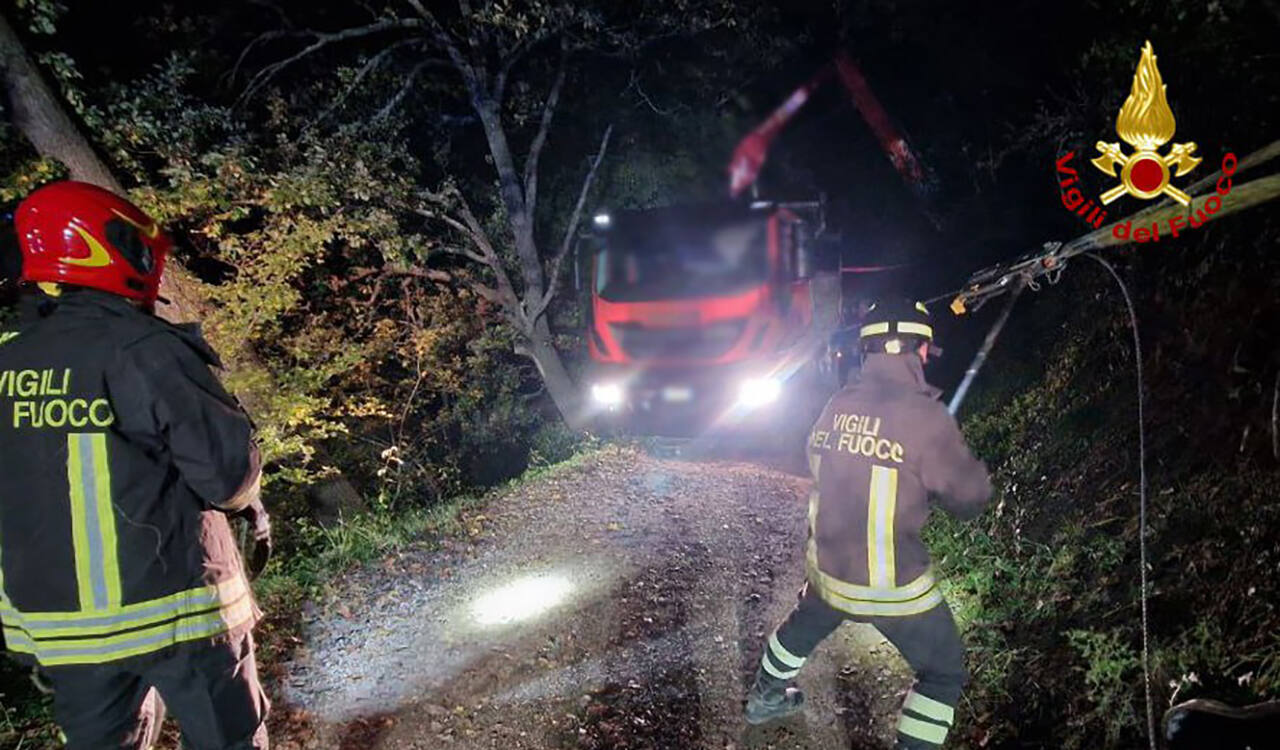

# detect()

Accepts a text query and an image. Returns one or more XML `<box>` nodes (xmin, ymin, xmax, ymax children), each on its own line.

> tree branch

<box><xmin>373</xmin><ymin>59</ymin><xmax>432</xmax><ymax>121</ymax></box>
<box><xmin>237</xmin><ymin>18</ymin><xmax>424</xmax><ymax>105</ymax></box>
<box><xmin>228</xmin><ymin>29</ymin><xmax>305</xmax><ymax>88</ymax></box>
<box><xmin>523</xmin><ymin>39</ymin><xmax>568</xmax><ymax>220</ymax></box>
<box><xmin>403</xmin><ymin>0</ymin><xmax>477</xmax><ymax>87</ymax></box>
<box><xmin>317</xmin><ymin>38</ymin><xmax>420</xmax><ymax>122</ymax></box>
<box><xmin>494</xmin><ymin>34</ymin><xmax>535</xmax><ymax>104</ymax></box>
<box><xmin>416</xmin><ymin>193</ymin><xmax>530</xmax><ymax>330</ymax></box>
<box><xmin>414</xmin><ymin>204</ymin><xmax>487</xmax><ymax>256</ymax></box>
<box><xmin>352</xmin><ymin>264</ymin><xmax>453</xmax><ymax>284</ymax></box>
<box><xmin>434</xmin><ymin>244</ymin><xmax>489</xmax><ymax>265</ymax></box>
<box><xmin>532</xmin><ymin>124</ymin><xmax>612</xmax><ymax>321</ymax></box>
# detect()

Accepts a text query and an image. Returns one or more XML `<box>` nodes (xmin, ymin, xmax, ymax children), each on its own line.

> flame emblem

<box><xmin>1091</xmin><ymin>41</ymin><xmax>1201</xmax><ymax>206</ymax></box>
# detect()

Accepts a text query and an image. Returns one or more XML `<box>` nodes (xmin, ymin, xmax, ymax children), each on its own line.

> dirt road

<box><xmin>278</xmin><ymin>446</ymin><xmax>913</xmax><ymax>749</ymax></box>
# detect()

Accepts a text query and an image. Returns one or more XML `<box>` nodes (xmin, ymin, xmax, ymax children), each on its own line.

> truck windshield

<box><xmin>596</xmin><ymin>214</ymin><xmax>770</xmax><ymax>302</ymax></box>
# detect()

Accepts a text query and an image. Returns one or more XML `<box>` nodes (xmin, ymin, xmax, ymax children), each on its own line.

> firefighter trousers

<box><xmin>45</xmin><ymin>629</ymin><xmax>270</xmax><ymax>750</ymax></box>
<box><xmin>757</xmin><ymin>584</ymin><xmax>968</xmax><ymax>749</ymax></box>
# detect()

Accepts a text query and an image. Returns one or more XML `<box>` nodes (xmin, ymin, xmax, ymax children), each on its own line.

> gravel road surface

<box><xmin>277</xmin><ymin>446</ymin><xmax>913</xmax><ymax>749</ymax></box>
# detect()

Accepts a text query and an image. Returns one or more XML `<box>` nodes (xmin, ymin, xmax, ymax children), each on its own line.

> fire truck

<box><xmin>584</xmin><ymin>201</ymin><xmax>838</xmax><ymax>435</ymax></box>
<box><xmin>583</xmin><ymin>53</ymin><xmax>932</xmax><ymax>435</ymax></box>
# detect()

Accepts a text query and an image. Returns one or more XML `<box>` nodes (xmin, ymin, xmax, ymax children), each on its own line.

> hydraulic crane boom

<box><xmin>728</xmin><ymin>52</ymin><xmax>934</xmax><ymax>201</ymax></box>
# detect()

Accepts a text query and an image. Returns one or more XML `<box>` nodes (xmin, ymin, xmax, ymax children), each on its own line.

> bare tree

<box><xmin>237</xmin><ymin>1</ymin><xmax>743</xmax><ymax>428</ymax></box>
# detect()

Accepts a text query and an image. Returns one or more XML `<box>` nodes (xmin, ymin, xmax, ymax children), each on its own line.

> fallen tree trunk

<box><xmin>1072</xmin><ymin>175</ymin><xmax>1280</xmax><ymax>254</ymax></box>
<box><xmin>947</xmin><ymin>139</ymin><xmax>1280</xmax><ymax>311</ymax></box>
<box><xmin>1</xmin><ymin>11</ymin><xmax>206</xmax><ymax>326</ymax></box>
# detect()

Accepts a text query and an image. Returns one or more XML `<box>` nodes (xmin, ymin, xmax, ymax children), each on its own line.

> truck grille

<box><xmin>610</xmin><ymin>320</ymin><xmax>747</xmax><ymax>360</ymax></box>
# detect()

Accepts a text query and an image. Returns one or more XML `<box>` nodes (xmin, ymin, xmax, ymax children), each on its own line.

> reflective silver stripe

<box><xmin>768</xmin><ymin>633</ymin><xmax>806</xmax><ymax>669</ymax></box>
<box><xmin>868</xmin><ymin>466</ymin><xmax>896</xmax><ymax>588</ymax></box>
<box><xmin>74</xmin><ymin>435</ymin><xmax>112</xmax><ymax>610</ymax></box>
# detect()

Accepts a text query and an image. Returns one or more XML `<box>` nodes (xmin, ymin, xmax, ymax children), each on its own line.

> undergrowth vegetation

<box><xmin>926</xmin><ymin>209</ymin><xmax>1280</xmax><ymax>748</ymax></box>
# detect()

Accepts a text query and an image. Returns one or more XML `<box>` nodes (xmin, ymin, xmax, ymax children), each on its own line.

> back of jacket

<box><xmin>806</xmin><ymin>353</ymin><xmax>992</xmax><ymax>617</ymax></box>
<box><xmin>0</xmin><ymin>290</ymin><xmax>257</xmax><ymax>667</ymax></box>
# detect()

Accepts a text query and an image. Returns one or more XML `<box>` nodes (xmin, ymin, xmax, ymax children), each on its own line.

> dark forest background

<box><xmin>2</xmin><ymin>1</ymin><xmax>1278</xmax><ymax>747</ymax></box>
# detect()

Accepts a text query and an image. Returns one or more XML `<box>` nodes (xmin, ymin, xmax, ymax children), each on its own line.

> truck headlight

<box><xmin>590</xmin><ymin>382</ymin><xmax>624</xmax><ymax>407</ymax></box>
<box><xmin>738</xmin><ymin>377</ymin><xmax>781</xmax><ymax>408</ymax></box>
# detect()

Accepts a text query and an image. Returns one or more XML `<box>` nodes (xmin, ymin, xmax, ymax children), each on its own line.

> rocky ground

<box><xmin>274</xmin><ymin>445</ymin><xmax>914</xmax><ymax>749</ymax></box>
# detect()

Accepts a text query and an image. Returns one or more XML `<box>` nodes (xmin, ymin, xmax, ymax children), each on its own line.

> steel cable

<box><xmin>1085</xmin><ymin>252</ymin><xmax>1156</xmax><ymax>750</ymax></box>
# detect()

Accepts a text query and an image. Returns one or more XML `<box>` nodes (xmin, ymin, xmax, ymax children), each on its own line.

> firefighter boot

<box><xmin>744</xmin><ymin>673</ymin><xmax>805</xmax><ymax>725</ymax></box>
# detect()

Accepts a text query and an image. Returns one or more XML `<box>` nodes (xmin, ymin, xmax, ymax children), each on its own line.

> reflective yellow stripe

<box><xmin>0</xmin><ymin>577</ymin><xmax>248</xmax><ymax>635</ymax></box>
<box><xmin>806</xmin><ymin>552</ymin><xmax>943</xmax><ymax>617</ymax></box>
<box><xmin>867</xmin><ymin>466</ymin><xmax>898</xmax><ymax>588</ymax></box>
<box><xmin>885</xmin><ymin>468</ymin><xmax>898</xmax><ymax>584</ymax></box>
<box><xmin>904</xmin><ymin>690</ymin><xmax>955</xmax><ymax>725</ymax></box>
<box><xmin>91</xmin><ymin>435</ymin><xmax>122</xmax><ymax>609</ymax></box>
<box><xmin>4</xmin><ymin>595</ymin><xmax>255</xmax><ymax>667</ymax></box>
<box><xmin>760</xmin><ymin>652</ymin><xmax>800</xmax><ymax>680</ymax></box>
<box><xmin>860</xmin><ymin>322</ymin><xmax>890</xmax><ymax>337</ymax></box>
<box><xmin>897</xmin><ymin>322</ymin><xmax>933</xmax><ymax>338</ymax></box>
<box><xmin>806</xmin><ymin>547</ymin><xmax>937</xmax><ymax>602</ymax></box>
<box><xmin>898</xmin><ymin>714</ymin><xmax>949</xmax><ymax>745</ymax></box>
<box><xmin>768</xmin><ymin>633</ymin><xmax>806</xmax><ymax>669</ymax></box>
<box><xmin>815</xmin><ymin>582</ymin><xmax>943</xmax><ymax>617</ymax></box>
<box><xmin>915</xmin><ymin>302</ymin><xmax>930</xmax><ymax>315</ymax></box>
<box><xmin>0</xmin><ymin>332</ymin><xmax>18</xmax><ymax>346</ymax></box>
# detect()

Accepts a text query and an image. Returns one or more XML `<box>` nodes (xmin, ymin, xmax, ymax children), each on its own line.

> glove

<box><xmin>235</xmin><ymin>498</ymin><xmax>272</xmax><ymax>579</ymax></box>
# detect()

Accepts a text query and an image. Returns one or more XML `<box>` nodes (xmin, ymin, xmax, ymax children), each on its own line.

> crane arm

<box><xmin>728</xmin><ymin>53</ymin><xmax>934</xmax><ymax>200</ymax></box>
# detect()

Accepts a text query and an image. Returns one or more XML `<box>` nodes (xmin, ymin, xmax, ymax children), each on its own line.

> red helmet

<box><xmin>14</xmin><ymin>181</ymin><xmax>170</xmax><ymax>306</ymax></box>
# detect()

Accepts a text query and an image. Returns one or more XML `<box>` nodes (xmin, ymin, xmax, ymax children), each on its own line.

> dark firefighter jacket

<box><xmin>0</xmin><ymin>289</ymin><xmax>260</xmax><ymax>668</ymax></box>
<box><xmin>805</xmin><ymin>353</ymin><xmax>992</xmax><ymax>617</ymax></box>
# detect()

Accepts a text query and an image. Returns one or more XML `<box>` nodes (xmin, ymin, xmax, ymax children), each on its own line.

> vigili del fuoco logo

<box><xmin>1054</xmin><ymin>41</ymin><xmax>1237</xmax><ymax>243</ymax></box>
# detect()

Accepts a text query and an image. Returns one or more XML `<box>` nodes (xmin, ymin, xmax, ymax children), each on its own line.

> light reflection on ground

<box><xmin>470</xmin><ymin>573</ymin><xmax>575</xmax><ymax>626</ymax></box>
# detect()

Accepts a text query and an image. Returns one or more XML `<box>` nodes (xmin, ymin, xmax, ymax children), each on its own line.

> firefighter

<box><xmin>745</xmin><ymin>297</ymin><xmax>992</xmax><ymax>749</ymax></box>
<box><xmin>0</xmin><ymin>181</ymin><xmax>271</xmax><ymax>749</ymax></box>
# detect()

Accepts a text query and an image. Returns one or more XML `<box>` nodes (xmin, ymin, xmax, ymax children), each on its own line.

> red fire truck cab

<box><xmin>585</xmin><ymin>202</ymin><xmax>833</xmax><ymax>435</ymax></box>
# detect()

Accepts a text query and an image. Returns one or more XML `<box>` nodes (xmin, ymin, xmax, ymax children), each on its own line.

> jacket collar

<box><xmin>859</xmin><ymin>353</ymin><xmax>942</xmax><ymax>399</ymax></box>
<box><xmin>19</xmin><ymin>287</ymin><xmax>141</xmax><ymax>320</ymax></box>
<box><xmin>17</xmin><ymin>288</ymin><xmax>222</xmax><ymax>366</ymax></box>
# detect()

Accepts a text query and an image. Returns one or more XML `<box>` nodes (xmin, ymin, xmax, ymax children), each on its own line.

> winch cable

<box><xmin>927</xmin><ymin>139</ymin><xmax>1280</xmax><ymax>749</ymax></box>
<box><xmin>1084</xmin><ymin>252</ymin><xmax>1156</xmax><ymax>750</ymax></box>
<box><xmin>945</xmin><ymin>252</ymin><xmax>1157</xmax><ymax>747</ymax></box>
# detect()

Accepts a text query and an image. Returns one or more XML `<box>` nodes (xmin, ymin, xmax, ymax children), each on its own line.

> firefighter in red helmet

<box><xmin>0</xmin><ymin>181</ymin><xmax>271</xmax><ymax>749</ymax></box>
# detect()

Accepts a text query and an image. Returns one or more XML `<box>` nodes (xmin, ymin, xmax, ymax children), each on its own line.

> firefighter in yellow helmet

<box><xmin>745</xmin><ymin>298</ymin><xmax>992</xmax><ymax>749</ymax></box>
<box><xmin>0</xmin><ymin>182</ymin><xmax>270</xmax><ymax>749</ymax></box>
